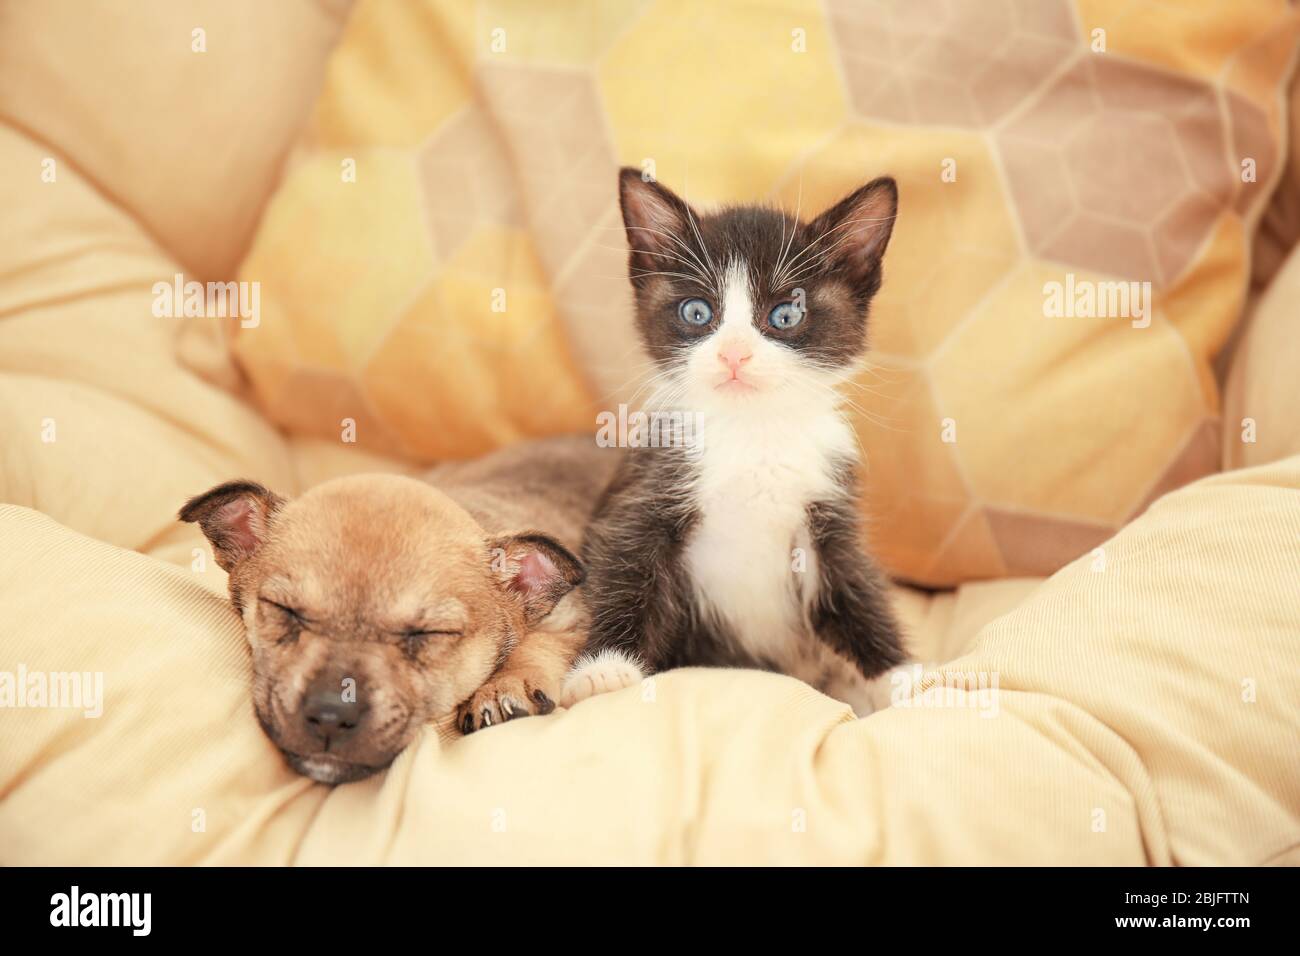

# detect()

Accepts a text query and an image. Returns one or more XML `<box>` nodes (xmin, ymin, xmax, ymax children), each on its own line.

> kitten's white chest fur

<box><xmin>683</xmin><ymin>403</ymin><xmax>855</xmax><ymax>666</ymax></box>
<box><xmin>675</xmin><ymin>258</ymin><xmax>860</xmax><ymax>665</ymax></box>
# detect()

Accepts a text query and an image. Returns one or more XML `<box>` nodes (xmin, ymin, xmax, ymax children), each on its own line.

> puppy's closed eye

<box><xmin>260</xmin><ymin>597</ymin><xmax>310</xmax><ymax>644</ymax></box>
<box><xmin>400</xmin><ymin>627</ymin><xmax>461</xmax><ymax>661</ymax></box>
<box><xmin>403</xmin><ymin>628</ymin><xmax>463</xmax><ymax>638</ymax></box>
<box><xmin>260</xmin><ymin>597</ymin><xmax>307</xmax><ymax>622</ymax></box>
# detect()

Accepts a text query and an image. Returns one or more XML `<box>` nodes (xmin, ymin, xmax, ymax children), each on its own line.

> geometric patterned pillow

<box><xmin>232</xmin><ymin>0</ymin><xmax>1299</xmax><ymax>585</ymax></box>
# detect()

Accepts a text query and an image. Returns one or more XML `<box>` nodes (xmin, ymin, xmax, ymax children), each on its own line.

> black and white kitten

<box><xmin>562</xmin><ymin>168</ymin><xmax>906</xmax><ymax>715</ymax></box>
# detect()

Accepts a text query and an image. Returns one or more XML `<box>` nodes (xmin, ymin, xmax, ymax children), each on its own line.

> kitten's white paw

<box><xmin>561</xmin><ymin>648</ymin><xmax>645</xmax><ymax>708</ymax></box>
<box><xmin>858</xmin><ymin>668</ymin><xmax>904</xmax><ymax>716</ymax></box>
<box><xmin>825</xmin><ymin>664</ymin><xmax>908</xmax><ymax>717</ymax></box>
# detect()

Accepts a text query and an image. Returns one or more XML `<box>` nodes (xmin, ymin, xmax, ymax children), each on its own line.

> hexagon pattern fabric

<box><xmin>233</xmin><ymin>0</ymin><xmax>1299</xmax><ymax>586</ymax></box>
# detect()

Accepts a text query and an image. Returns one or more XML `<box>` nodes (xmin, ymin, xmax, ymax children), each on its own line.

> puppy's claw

<box><xmin>457</xmin><ymin>674</ymin><xmax>559</xmax><ymax>735</ymax></box>
<box><xmin>500</xmin><ymin>696</ymin><xmax>530</xmax><ymax>720</ymax></box>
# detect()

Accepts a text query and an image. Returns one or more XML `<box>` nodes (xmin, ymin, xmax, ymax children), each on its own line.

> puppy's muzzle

<box><xmin>301</xmin><ymin>675</ymin><xmax>368</xmax><ymax>749</ymax></box>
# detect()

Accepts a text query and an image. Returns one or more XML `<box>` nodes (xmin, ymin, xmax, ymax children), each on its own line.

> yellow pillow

<box><xmin>232</xmin><ymin>0</ymin><xmax>1299</xmax><ymax>586</ymax></box>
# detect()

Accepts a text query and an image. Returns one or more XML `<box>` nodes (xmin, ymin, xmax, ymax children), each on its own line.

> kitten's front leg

<box><xmin>564</xmin><ymin>480</ymin><xmax>690</xmax><ymax>706</ymax></box>
<box><xmin>806</xmin><ymin>498</ymin><xmax>907</xmax><ymax>679</ymax></box>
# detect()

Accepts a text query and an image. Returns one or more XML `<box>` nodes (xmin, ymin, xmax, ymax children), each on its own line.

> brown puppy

<box><xmin>180</xmin><ymin>436</ymin><xmax>620</xmax><ymax>784</ymax></box>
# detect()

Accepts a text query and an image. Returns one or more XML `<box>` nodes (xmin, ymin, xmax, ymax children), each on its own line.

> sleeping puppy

<box><xmin>180</xmin><ymin>436</ymin><xmax>620</xmax><ymax>784</ymax></box>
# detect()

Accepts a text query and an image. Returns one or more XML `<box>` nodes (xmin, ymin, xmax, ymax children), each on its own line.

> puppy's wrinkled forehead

<box><xmin>262</xmin><ymin>474</ymin><xmax>486</xmax><ymax>612</ymax></box>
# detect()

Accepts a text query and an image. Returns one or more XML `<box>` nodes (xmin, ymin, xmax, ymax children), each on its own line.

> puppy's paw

<box><xmin>560</xmin><ymin>648</ymin><xmax>645</xmax><ymax>708</ymax></box>
<box><xmin>457</xmin><ymin>673</ymin><xmax>557</xmax><ymax>735</ymax></box>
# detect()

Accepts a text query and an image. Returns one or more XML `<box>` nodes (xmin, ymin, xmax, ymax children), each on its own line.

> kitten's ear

<box><xmin>179</xmin><ymin>480</ymin><xmax>286</xmax><ymax>572</ymax></box>
<box><xmin>618</xmin><ymin>167</ymin><xmax>698</xmax><ymax>283</ymax></box>
<box><xmin>805</xmin><ymin>177</ymin><xmax>898</xmax><ymax>292</ymax></box>
<box><xmin>489</xmin><ymin>532</ymin><xmax>586</xmax><ymax>627</ymax></box>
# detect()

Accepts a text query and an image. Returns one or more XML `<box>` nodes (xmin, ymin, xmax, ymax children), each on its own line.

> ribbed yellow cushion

<box><xmin>3</xmin><ymin>456</ymin><xmax>1295</xmax><ymax>864</ymax></box>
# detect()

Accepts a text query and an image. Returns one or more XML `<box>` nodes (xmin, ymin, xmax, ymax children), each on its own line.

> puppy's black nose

<box><xmin>302</xmin><ymin>680</ymin><xmax>365</xmax><ymax>743</ymax></box>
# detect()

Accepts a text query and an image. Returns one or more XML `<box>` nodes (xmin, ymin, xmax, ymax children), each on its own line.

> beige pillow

<box><xmin>1224</xmin><ymin>244</ymin><xmax>1300</xmax><ymax>470</ymax></box>
<box><xmin>0</xmin><ymin>124</ymin><xmax>296</xmax><ymax>566</ymax></box>
<box><xmin>0</xmin><ymin>0</ymin><xmax>350</xmax><ymax>279</ymax></box>
<box><xmin>0</xmin><ymin>1</ymin><xmax>351</xmax><ymax>564</ymax></box>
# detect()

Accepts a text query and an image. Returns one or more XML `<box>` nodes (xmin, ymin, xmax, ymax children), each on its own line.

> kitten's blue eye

<box><xmin>768</xmin><ymin>302</ymin><xmax>804</xmax><ymax>330</ymax></box>
<box><xmin>678</xmin><ymin>298</ymin><xmax>713</xmax><ymax>326</ymax></box>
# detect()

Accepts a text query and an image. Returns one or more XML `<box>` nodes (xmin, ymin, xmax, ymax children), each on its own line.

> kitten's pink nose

<box><xmin>717</xmin><ymin>343</ymin><xmax>753</xmax><ymax>376</ymax></box>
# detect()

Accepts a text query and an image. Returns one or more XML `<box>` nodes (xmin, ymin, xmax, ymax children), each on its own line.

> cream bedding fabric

<box><xmin>2</xmin><ymin>459</ymin><xmax>1296</xmax><ymax>865</ymax></box>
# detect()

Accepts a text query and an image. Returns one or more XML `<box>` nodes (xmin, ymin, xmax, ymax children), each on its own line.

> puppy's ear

<box><xmin>489</xmin><ymin>532</ymin><xmax>585</xmax><ymax>627</ymax></box>
<box><xmin>804</xmin><ymin>176</ymin><xmax>898</xmax><ymax>294</ymax></box>
<box><xmin>618</xmin><ymin>167</ymin><xmax>700</xmax><ymax>286</ymax></box>
<box><xmin>179</xmin><ymin>481</ymin><xmax>286</xmax><ymax>572</ymax></box>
